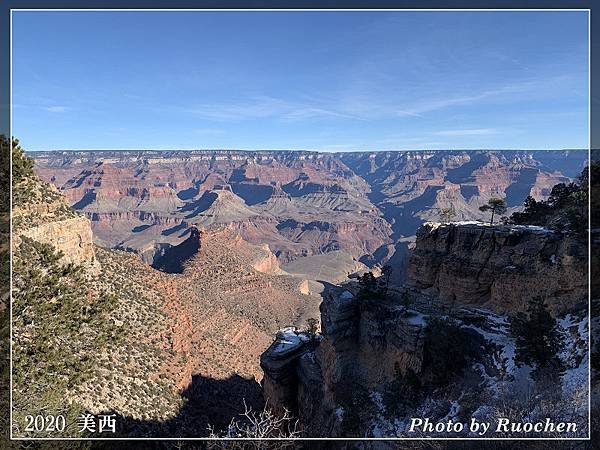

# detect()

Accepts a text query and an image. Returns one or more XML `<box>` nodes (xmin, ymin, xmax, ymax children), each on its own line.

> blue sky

<box><xmin>12</xmin><ymin>10</ymin><xmax>589</xmax><ymax>151</ymax></box>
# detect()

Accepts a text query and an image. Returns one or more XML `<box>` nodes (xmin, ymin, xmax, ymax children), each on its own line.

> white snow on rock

<box><xmin>406</xmin><ymin>311</ymin><xmax>428</xmax><ymax>326</ymax></box>
<box><xmin>511</xmin><ymin>224</ymin><xmax>554</xmax><ymax>234</ymax></box>
<box><xmin>557</xmin><ymin>314</ymin><xmax>589</xmax><ymax>400</ymax></box>
<box><xmin>425</xmin><ymin>221</ymin><xmax>555</xmax><ymax>234</ymax></box>
<box><xmin>272</xmin><ymin>327</ymin><xmax>303</xmax><ymax>354</ymax></box>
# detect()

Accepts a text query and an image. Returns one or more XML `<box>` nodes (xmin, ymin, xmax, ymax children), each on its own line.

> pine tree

<box><xmin>510</xmin><ymin>296</ymin><xmax>563</xmax><ymax>378</ymax></box>
<box><xmin>479</xmin><ymin>197</ymin><xmax>507</xmax><ymax>225</ymax></box>
<box><xmin>10</xmin><ymin>137</ymin><xmax>35</xmax><ymax>183</ymax></box>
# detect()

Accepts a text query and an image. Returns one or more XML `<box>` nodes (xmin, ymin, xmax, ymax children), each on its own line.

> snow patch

<box><xmin>406</xmin><ymin>311</ymin><xmax>428</xmax><ymax>326</ymax></box>
<box><xmin>272</xmin><ymin>327</ymin><xmax>303</xmax><ymax>354</ymax></box>
<box><xmin>335</xmin><ymin>407</ymin><xmax>345</xmax><ymax>421</ymax></box>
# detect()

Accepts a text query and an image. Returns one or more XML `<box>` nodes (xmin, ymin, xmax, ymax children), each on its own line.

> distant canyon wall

<box><xmin>31</xmin><ymin>149</ymin><xmax>587</xmax><ymax>278</ymax></box>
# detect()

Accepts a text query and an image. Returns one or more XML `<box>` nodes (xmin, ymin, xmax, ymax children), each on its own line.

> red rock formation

<box><xmin>32</xmin><ymin>149</ymin><xmax>586</xmax><ymax>280</ymax></box>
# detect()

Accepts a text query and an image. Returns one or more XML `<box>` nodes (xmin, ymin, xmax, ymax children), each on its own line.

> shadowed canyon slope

<box><xmin>32</xmin><ymin>149</ymin><xmax>586</xmax><ymax>283</ymax></box>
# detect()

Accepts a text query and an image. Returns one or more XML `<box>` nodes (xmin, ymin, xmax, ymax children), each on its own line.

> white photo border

<box><xmin>8</xmin><ymin>7</ymin><xmax>593</xmax><ymax>442</ymax></box>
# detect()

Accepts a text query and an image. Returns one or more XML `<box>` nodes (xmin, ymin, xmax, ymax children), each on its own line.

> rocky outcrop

<box><xmin>13</xmin><ymin>180</ymin><xmax>100</xmax><ymax>273</ymax></box>
<box><xmin>408</xmin><ymin>222</ymin><xmax>587</xmax><ymax>315</ymax></box>
<box><xmin>16</xmin><ymin>216</ymin><xmax>100</xmax><ymax>273</ymax></box>
<box><xmin>260</xmin><ymin>219</ymin><xmax>589</xmax><ymax>437</ymax></box>
<box><xmin>260</xmin><ymin>328</ymin><xmax>312</xmax><ymax>416</ymax></box>
<box><xmin>249</xmin><ymin>243</ymin><xmax>283</xmax><ymax>275</ymax></box>
<box><xmin>261</xmin><ymin>287</ymin><xmax>429</xmax><ymax>436</ymax></box>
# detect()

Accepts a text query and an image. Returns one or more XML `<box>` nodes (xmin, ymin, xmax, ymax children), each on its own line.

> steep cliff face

<box><xmin>408</xmin><ymin>222</ymin><xmax>587</xmax><ymax>315</ymax></box>
<box><xmin>13</xmin><ymin>179</ymin><xmax>100</xmax><ymax>273</ymax></box>
<box><xmin>261</xmin><ymin>286</ymin><xmax>431</xmax><ymax>436</ymax></box>
<box><xmin>260</xmin><ymin>222</ymin><xmax>589</xmax><ymax>438</ymax></box>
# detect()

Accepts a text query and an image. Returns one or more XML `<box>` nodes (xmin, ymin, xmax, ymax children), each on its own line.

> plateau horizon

<box><xmin>25</xmin><ymin>147</ymin><xmax>589</xmax><ymax>154</ymax></box>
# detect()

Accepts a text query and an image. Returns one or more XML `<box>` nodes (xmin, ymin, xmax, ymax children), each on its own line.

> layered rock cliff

<box><xmin>13</xmin><ymin>178</ymin><xmax>100</xmax><ymax>273</ymax></box>
<box><xmin>261</xmin><ymin>285</ymin><xmax>433</xmax><ymax>437</ymax></box>
<box><xmin>32</xmin><ymin>149</ymin><xmax>587</xmax><ymax>284</ymax></box>
<box><xmin>260</xmin><ymin>222</ymin><xmax>589</xmax><ymax>438</ymax></box>
<box><xmin>408</xmin><ymin>222</ymin><xmax>587</xmax><ymax>315</ymax></box>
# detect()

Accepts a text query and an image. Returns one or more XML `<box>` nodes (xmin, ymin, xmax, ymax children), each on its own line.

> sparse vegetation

<box><xmin>10</xmin><ymin>138</ymin><xmax>68</xmax><ymax>214</ymax></box>
<box><xmin>305</xmin><ymin>317</ymin><xmax>319</xmax><ymax>335</ymax></box>
<box><xmin>381</xmin><ymin>264</ymin><xmax>392</xmax><ymax>294</ymax></box>
<box><xmin>440</xmin><ymin>205</ymin><xmax>456</xmax><ymax>222</ymax></box>
<box><xmin>335</xmin><ymin>381</ymin><xmax>375</xmax><ymax>437</ymax></box>
<box><xmin>510</xmin><ymin>166</ymin><xmax>590</xmax><ymax>237</ymax></box>
<box><xmin>10</xmin><ymin>162</ymin><xmax>184</xmax><ymax>437</ymax></box>
<box><xmin>207</xmin><ymin>399</ymin><xmax>300</xmax><ymax>446</ymax></box>
<box><xmin>12</xmin><ymin>237</ymin><xmax>120</xmax><ymax>437</ymax></box>
<box><xmin>357</xmin><ymin>270</ymin><xmax>392</xmax><ymax>303</ymax></box>
<box><xmin>423</xmin><ymin>317</ymin><xmax>481</xmax><ymax>386</ymax></box>
<box><xmin>10</xmin><ymin>137</ymin><xmax>35</xmax><ymax>183</ymax></box>
<box><xmin>383</xmin><ymin>364</ymin><xmax>421</xmax><ymax>420</ymax></box>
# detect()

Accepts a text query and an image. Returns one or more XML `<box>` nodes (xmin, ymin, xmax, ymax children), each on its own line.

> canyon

<box><xmin>32</xmin><ymin>149</ymin><xmax>587</xmax><ymax>283</ymax></box>
<box><xmin>12</xmin><ymin>148</ymin><xmax>592</xmax><ymax>438</ymax></box>
<box><xmin>12</xmin><ymin>168</ymin><xmax>319</xmax><ymax>437</ymax></box>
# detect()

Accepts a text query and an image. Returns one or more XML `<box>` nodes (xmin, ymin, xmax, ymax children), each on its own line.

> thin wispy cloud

<box><xmin>186</xmin><ymin>96</ymin><xmax>362</xmax><ymax>122</ymax></box>
<box><xmin>42</xmin><ymin>105</ymin><xmax>69</xmax><ymax>113</ymax></box>
<box><xmin>183</xmin><ymin>75</ymin><xmax>580</xmax><ymax>126</ymax></box>
<box><xmin>434</xmin><ymin>129</ymin><xmax>498</xmax><ymax>137</ymax></box>
<box><xmin>386</xmin><ymin>76</ymin><xmax>577</xmax><ymax>119</ymax></box>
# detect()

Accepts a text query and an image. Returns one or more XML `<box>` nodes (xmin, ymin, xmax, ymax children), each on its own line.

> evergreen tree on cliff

<box><xmin>510</xmin><ymin>166</ymin><xmax>589</xmax><ymax>236</ymax></box>
<box><xmin>10</xmin><ymin>137</ymin><xmax>34</xmax><ymax>183</ymax></box>
<box><xmin>510</xmin><ymin>296</ymin><xmax>563</xmax><ymax>379</ymax></box>
<box><xmin>479</xmin><ymin>197</ymin><xmax>507</xmax><ymax>225</ymax></box>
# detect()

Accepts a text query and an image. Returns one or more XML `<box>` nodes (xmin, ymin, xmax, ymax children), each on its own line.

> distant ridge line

<box><xmin>27</xmin><ymin>148</ymin><xmax>588</xmax><ymax>155</ymax></box>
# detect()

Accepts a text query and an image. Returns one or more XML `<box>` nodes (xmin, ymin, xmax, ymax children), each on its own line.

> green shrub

<box><xmin>12</xmin><ymin>236</ymin><xmax>121</xmax><ymax>437</ymax></box>
<box><xmin>423</xmin><ymin>317</ymin><xmax>480</xmax><ymax>386</ymax></box>
<box><xmin>383</xmin><ymin>364</ymin><xmax>421</xmax><ymax>420</ymax></box>
<box><xmin>510</xmin><ymin>166</ymin><xmax>590</xmax><ymax>237</ymax></box>
<box><xmin>10</xmin><ymin>137</ymin><xmax>35</xmax><ymax>184</ymax></box>
<box><xmin>510</xmin><ymin>296</ymin><xmax>563</xmax><ymax>380</ymax></box>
